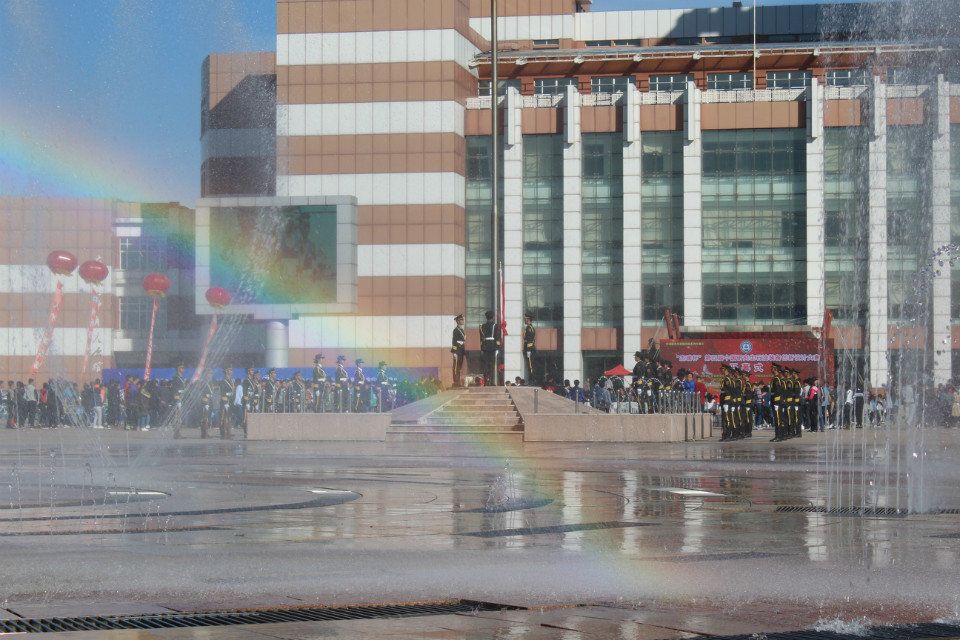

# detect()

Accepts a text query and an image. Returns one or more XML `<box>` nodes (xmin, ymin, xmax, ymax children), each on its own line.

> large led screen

<box><xmin>209</xmin><ymin>205</ymin><xmax>337</xmax><ymax>305</ymax></box>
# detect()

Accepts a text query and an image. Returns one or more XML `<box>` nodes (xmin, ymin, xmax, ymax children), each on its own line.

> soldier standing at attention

<box><xmin>376</xmin><ymin>361</ymin><xmax>389</xmax><ymax>412</ymax></box>
<box><xmin>451</xmin><ymin>314</ymin><xmax>466</xmax><ymax>388</ymax></box>
<box><xmin>264</xmin><ymin>368</ymin><xmax>278</xmax><ymax>414</ymax></box>
<box><xmin>740</xmin><ymin>369</ymin><xmax>753</xmax><ymax>439</ymax></box>
<box><xmin>719</xmin><ymin>365</ymin><xmax>733</xmax><ymax>441</ymax></box>
<box><xmin>522</xmin><ymin>313</ymin><xmax>536</xmax><ymax>385</ymax></box>
<box><xmin>335</xmin><ymin>356</ymin><xmax>349</xmax><ymax>412</ymax></box>
<box><xmin>291</xmin><ymin>371</ymin><xmax>306</xmax><ymax>413</ymax></box>
<box><xmin>353</xmin><ymin>358</ymin><xmax>367</xmax><ymax>413</ymax></box>
<box><xmin>770</xmin><ymin>364</ymin><xmax>784</xmax><ymax>441</ymax></box>
<box><xmin>479</xmin><ymin>310</ymin><xmax>502</xmax><ymax>385</ymax></box>
<box><xmin>312</xmin><ymin>354</ymin><xmax>328</xmax><ymax>412</ymax></box>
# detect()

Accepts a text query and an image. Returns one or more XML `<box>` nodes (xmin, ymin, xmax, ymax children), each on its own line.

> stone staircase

<box><xmin>388</xmin><ymin>387</ymin><xmax>523</xmax><ymax>442</ymax></box>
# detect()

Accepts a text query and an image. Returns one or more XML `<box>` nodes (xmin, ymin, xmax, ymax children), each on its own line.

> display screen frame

<box><xmin>195</xmin><ymin>196</ymin><xmax>357</xmax><ymax>319</ymax></box>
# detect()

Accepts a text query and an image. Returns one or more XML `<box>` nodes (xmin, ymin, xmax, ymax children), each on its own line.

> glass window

<box><xmin>534</xmin><ymin>78</ymin><xmax>578</xmax><ymax>95</ymax></box>
<box><xmin>522</xmin><ymin>135</ymin><xmax>565</xmax><ymax>327</ymax></box>
<box><xmin>826</xmin><ymin>69</ymin><xmax>869</xmax><ymax>87</ymax></box>
<box><xmin>824</xmin><ymin>127</ymin><xmax>869</xmax><ymax>323</ymax></box>
<box><xmin>119</xmin><ymin>236</ymin><xmax>165</xmax><ymax>271</ymax></box>
<box><xmin>766</xmin><ymin>70</ymin><xmax>812</xmax><ymax>89</ymax></box>
<box><xmin>465</xmin><ymin>137</ymin><xmax>502</xmax><ymax>326</ymax></box>
<box><xmin>648</xmin><ymin>74</ymin><xmax>693</xmax><ymax>92</ymax></box>
<box><xmin>641</xmin><ymin>132</ymin><xmax>684</xmax><ymax>323</ymax></box>
<box><xmin>586</xmin><ymin>40</ymin><xmax>612</xmax><ymax>47</ymax></box>
<box><xmin>532</xmin><ymin>38</ymin><xmax>559</xmax><ymax>48</ymax></box>
<box><xmin>591</xmin><ymin>76</ymin><xmax>632</xmax><ymax>94</ymax></box>
<box><xmin>478</xmin><ymin>79</ymin><xmax>521</xmax><ymax>97</ymax></box>
<box><xmin>119</xmin><ymin>297</ymin><xmax>166</xmax><ymax>333</ymax></box>
<box><xmin>582</xmin><ymin>133</ymin><xmax>624</xmax><ymax>327</ymax></box>
<box><xmin>888</xmin><ymin>67</ymin><xmax>928</xmax><ymax>86</ymax></box>
<box><xmin>702</xmin><ymin>129</ymin><xmax>807</xmax><ymax>324</ymax></box>
<box><xmin>707</xmin><ymin>72</ymin><xmax>753</xmax><ymax>90</ymax></box>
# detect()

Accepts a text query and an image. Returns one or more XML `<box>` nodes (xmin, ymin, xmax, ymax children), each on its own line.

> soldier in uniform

<box><xmin>522</xmin><ymin>313</ymin><xmax>536</xmax><ymax>385</ymax></box>
<box><xmin>263</xmin><ymin>368</ymin><xmax>278</xmax><ymax>414</ymax></box>
<box><xmin>740</xmin><ymin>369</ymin><xmax>753</xmax><ymax>439</ymax></box>
<box><xmin>790</xmin><ymin>369</ymin><xmax>802</xmax><ymax>439</ymax></box>
<box><xmin>312</xmin><ymin>354</ymin><xmax>328</xmax><ymax>412</ymax></box>
<box><xmin>353</xmin><ymin>358</ymin><xmax>367</xmax><ymax>413</ymax></box>
<box><xmin>335</xmin><ymin>356</ymin><xmax>349</xmax><ymax>412</ymax></box>
<box><xmin>479</xmin><ymin>310</ymin><xmax>502</xmax><ymax>385</ymax></box>
<box><xmin>376</xmin><ymin>361</ymin><xmax>389</xmax><ymax>412</ymax></box>
<box><xmin>770</xmin><ymin>364</ymin><xmax>783</xmax><ymax>441</ymax></box>
<box><xmin>451</xmin><ymin>314</ymin><xmax>466</xmax><ymax>388</ymax></box>
<box><xmin>170</xmin><ymin>364</ymin><xmax>186</xmax><ymax>439</ymax></box>
<box><xmin>291</xmin><ymin>371</ymin><xmax>307</xmax><ymax>413</ymax></box>
<box><xmin>199</xmin><ymin>370</ymin><xmax>216</xmax><ymax>439</ymax></box>
<box><xmin>719</xmin><ymin>365</ymin><xmax>734</xmax><ymax>441</ymax></box>
<box><xmin>219</xmin><ymin>367</ymin><xmax>236</xmax><ymax>439</ymax></box>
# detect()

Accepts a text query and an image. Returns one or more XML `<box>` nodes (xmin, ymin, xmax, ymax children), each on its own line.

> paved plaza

<box><xmin>0</xmin><ymin>427</ymin><xmax>959</xmax><ymax>638</ymax></box>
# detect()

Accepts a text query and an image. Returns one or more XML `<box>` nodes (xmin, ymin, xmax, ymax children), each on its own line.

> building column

<box><xmin>503</xmin><ymin>87</ymin><xmax>525</xmax><ymax>382</ymax></box>
<box><xmin>563</xmin><ymin>83</ymin><xmax>583</xmax><ymax>382</ymax></box>
<box><xmin>622</xmin><ymin>83</ymin><xmax>643</xmax><ymax>372</ymax></box>
<box><xmin>931</xmin><ymin>75</ymin><xmax>952</xmax><ymax>384</ymax></box>
<box><xmin>868</xmin><ymin>75</ymin><xmax>889</xmax><ymax>387</ymax></box>
<box><xmin>682</xmin><ymin>80</ymin><xmax>703</xmax><ymax>327</ymax></box>
<box><xmin>806</xmin><ymin>77</ymin><xmax>826</xmax><ymax>326</ymax></box>
<box><xmin>265</xmin><ymin>320</ymin><xmax>289</xmax><ymax>368</ymax></box>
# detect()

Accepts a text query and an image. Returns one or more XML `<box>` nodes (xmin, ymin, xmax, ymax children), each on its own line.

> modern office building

<box><xmin>0</xmin><ymin>198</ymin><xmax>200</xmax><ymax>381</ymax></box>
<box><xmin>202</xmin><ymin>0</ymin><xmax>960</xmax><ymax>387</ymax></box>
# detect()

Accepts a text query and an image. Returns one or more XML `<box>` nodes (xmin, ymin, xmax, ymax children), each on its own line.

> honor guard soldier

<box><xmin>790</xmin><ymin>369</ymin><xmax>802</xmax><ymax>439</ymax></box>
<box><xmin>263</xmin><ymin>369</ymin><xmax>278</xmax><ymax>413</ymax></box>
<box><xmin>242</xmin><ymin>368</ymin><xmax>256</xmax><ymax>415</ymax></box>
<box><xmin>740</xmin><ymin>369</ymin><xmax>753</xmax><ymax>438</ymax></box>
<box><xmin>353</xmin><ymin>358</ymin><xmax>367</xmax><ymax>413</ymax></box>
<box><xmin>199</xmin><ymin>370</ymin><xmax>216</xmax><ymax>439</ymax></box>
<box><xmin>291</xmin><ymin>372</ymin><xmax>306</xmax><ymax>413</ymax></box>
<box><xmin>219</xmin><ymin>368</ymin><xmax>236</xmax><ymax>439</ymax></box>
<box><xmin>171</xmin><ymin>364</ymin><xmax>186</xmax><ymax>439</ymax></box>
<box><xmin>376</xmin><ymin>361</ymin><xmax>389</xmax><ymax>412</ymax></box>
<box><xmin>770</xmin><ymin>364</ymin><xmax>784</xmax><ymax>441</ymax></box>
<box><xmin>719</xmin><ymin>365</ymin><xmax>734</xmax><ymax>441</ymax></box>
<box><xmin>312</xmin><ymin>354</ymin><xmax>328</xmax><ymax>412</ymax></box>
<box><xmin>335</xmin><ymin>356</ymin><xmax>349</xmax><ymax>412</ymax></box>
<box><xmin>479</xmin><ymin>310</ymin><xmax>502</xmax><ymax>385</ymax></box>
<box><xmin>451</xmin><ymin>314</ymin><xmax>466</xmax><ymax>388</ymax></box>
<box><xmin>522</xmin><ymin>313</ymin><xmax>536</xmax><ymax>384</ymax></box>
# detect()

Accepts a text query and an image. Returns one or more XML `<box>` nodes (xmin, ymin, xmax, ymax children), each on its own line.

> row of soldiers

<box><xmin>717</xmin><ymin>363</ymin><xmax>804</xmax><ymax>442</ymax></box>
<box><xmin>167</xmin><ymin>357</ymin><xmax>394</xmax><ymax>439</ymax></box>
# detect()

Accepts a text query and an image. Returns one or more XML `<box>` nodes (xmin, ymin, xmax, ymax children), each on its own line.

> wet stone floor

<box><xmin>0</xmin><ymin>426</ymin><xmax>959</xmax><ymax>638</ymax></box>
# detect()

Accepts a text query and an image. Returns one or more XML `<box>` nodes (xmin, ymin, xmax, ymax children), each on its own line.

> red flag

<box><xmin>499</xmin><ymin>262</ymin><xmax>507</xmax><ymax>336</ymax></box>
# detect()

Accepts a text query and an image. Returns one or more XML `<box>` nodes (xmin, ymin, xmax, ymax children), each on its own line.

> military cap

<box><xmin>454</xmin><ymin>313</ymin><xmax>464</xmax><ymax>322</ymax></box>
<box><xmin>355</xmin><ymin>358</ymin><xmax>364</xmax><ymax>365</ymax></box>
<box><xmin>314</xmin><ymin>353</ymin><xmax>324</xmax><ymax>362</ymax></box>
<box><xmin>485</xmin><ymin>310</ymin><xmax>494</xmax><ymax>320</ymax></box>
<box><xmin>378</xmin><ymin>361</ymin><xmax>386</xmax><ymax>367</ymax></box>
<box><xmin>337</xmin><ymin>355</ymin><xmax>346</xmax><ymax>363</ymax></box>
<box><xmin>634</xmin><ymin>351</ymin><xmax>643</xmax><ymax>358</ymax></box>
<box><xmin>524</xmin><ymin>312</ymin><xmax>533</xmax><ymax>321</ymax></box>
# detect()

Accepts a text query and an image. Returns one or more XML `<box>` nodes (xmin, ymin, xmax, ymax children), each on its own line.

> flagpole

<box><xmin>491</xmin><ymin>0</ymin><xmax>500</xmax><ymax>386</ymax></box>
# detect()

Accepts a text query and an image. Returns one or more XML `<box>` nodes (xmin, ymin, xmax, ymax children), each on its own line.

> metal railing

<box><xmin>534</xmin><ymin>388</ymin><xmax>702</xmax><ymax>414</ymax></box>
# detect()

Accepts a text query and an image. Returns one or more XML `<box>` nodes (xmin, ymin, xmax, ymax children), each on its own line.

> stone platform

<box><xmin>246</xmin><ymin>412</ymin><xmax>390</xmax><ymax>441</ymax></box>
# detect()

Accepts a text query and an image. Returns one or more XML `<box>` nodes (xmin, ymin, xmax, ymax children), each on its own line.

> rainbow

<box><xmin>0</xmin><ymin>103</ymin><xmax>160</xmax><ymax>201</ymax></box>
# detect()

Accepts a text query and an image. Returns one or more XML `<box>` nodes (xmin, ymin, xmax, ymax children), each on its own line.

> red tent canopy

<box><xmin>604</xmin><ymin>364</ymin><xmax>632</xmax><ymax>377</ymax></box>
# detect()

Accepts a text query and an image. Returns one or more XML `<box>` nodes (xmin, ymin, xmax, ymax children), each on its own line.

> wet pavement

<box><xmin>1</xmin><ymin>426</ymin><xmax>959</xmax><ymax>637</ymax></box>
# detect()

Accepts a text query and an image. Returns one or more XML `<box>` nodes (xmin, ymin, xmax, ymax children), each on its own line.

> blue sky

<box><xmin>0</xmin><ymin>0</ymin><xmax>865</xmax><ymax>206</ymax></box>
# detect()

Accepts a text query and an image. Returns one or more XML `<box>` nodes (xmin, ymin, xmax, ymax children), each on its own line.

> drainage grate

<box><xmin>460</xmin><ymin>521</ymin><xmax>657</xmax><ymax>538</ymax></box>
<box><xmin>708</xmin><ymin>621</ymin><xmax>960</xmax><ymax>640</ymax></box>
<box><xmin>641</xmin><ymin>551</ymin><xmax>793</xmax><ymax>563</ymax></box>
<box><xmin>776</xmin><ymin>505</ymin><xmax>960</xmax><ymax>517</ymax></box>
<box><xmin>0</xmin><ymin>600</ymin><xmax>522</xmax><ymax>634</ymax></box>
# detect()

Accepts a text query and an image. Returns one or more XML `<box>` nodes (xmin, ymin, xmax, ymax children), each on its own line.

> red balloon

<box><xmin>79</xmin><ymin>260</ymin><xmax>109</xmax><ymax>285</ymax></box>
<box><xmin>205</xmin><ymin>287</ymin><xmax>231</xmax><ymax>308</ymax></box>
<box><xmin>46</xmin><ymin>250</ymin><xmax>78</xmax><ymax>276</ymax></box>
<box><xmin>143</xmin><ymin>273</ymin><xmax>171</xmax><ymax>297</ymax></box>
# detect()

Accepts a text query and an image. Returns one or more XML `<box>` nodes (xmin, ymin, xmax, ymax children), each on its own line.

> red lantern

<box><xmin>143</xmin><ymin>273</ymin><xmax>171</xmax><ymax>298</ymax></box>
<box><xmin>46</xmin><ymin>250</ymin><xmax>78</xmax><ymax>276</ymax></box>
<box><xmin>205</xmin><ymin>286</ymin><xmax>231</xmax><ymax>309</ymax></box>
<box><xmin>79</xmin><ymin>260</ymin><xmax>109</xmax><ymax>285</ymax></box>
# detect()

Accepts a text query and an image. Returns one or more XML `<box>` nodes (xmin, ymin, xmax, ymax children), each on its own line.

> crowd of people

<box><xmin>0</xmin><ymin>359</ymin><xmax>443</xmax><ymax>434</ymax></box>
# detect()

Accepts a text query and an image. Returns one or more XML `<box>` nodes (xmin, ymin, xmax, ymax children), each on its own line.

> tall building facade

<box><xmin>202</xmin><ymin>0</ymin><xmax>960</xmax><ymax>386</ymax></box>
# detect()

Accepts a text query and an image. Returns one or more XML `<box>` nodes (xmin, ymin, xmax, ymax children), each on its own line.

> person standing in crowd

<box><xmin>170</xmin><ymin>366</ymin><xmax>186</xmax><ymax>438</ymax></box>
<box><xmin>334</xmin><ymin>356</ymin><xmax>349</xmax><ymax>412</ymax></box>
<box><xmin>479</xmin><ymin>310</ymin><xmax>502</xmax><ymax>385</ymax></box>
<box><xmin>219</xmin><ymin>368</ymin><xmax>236</xmax><ymax>438</ymax></box>
<box><xmin>311</xmin><ymin>355</ymin><xmax>327</xmax><ymax>411</ymax></box>
<box><xmin>353</xmin><ymin>358</ymin><xmax>367</xmax><ymax>413</ymax></box>
<box><xmin>24</xmin><ymin>378</ymin><xmax>37</xmax><ymax>427</ymax></box>
<box><xmin>522</xmin><ymin>313</ymin><xmax>536</xmax><ymax>385</ymax></box>
<box><xmin>806</xmin><ymin>378</ymin><xmax>820</xmax><ymax>432</ymax></box>
<box><xmin>451</xmin><ymin>314</ymin><xmax>466</xmax><ymax>388</ymax></box>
